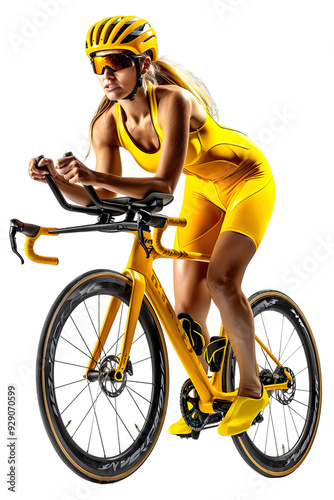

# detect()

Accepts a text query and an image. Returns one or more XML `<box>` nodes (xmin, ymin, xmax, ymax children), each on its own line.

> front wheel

<box><xmin>36</xmin><ymin>269</ymin><xmax>169</xmax><ymax>483</ymax></box>
<box><xmin>223</xmin><ymin>290</ymin><xmax>321</xmax><ymax>477</ymax></box>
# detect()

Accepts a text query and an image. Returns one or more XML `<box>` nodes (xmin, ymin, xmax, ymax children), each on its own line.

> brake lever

<box><xmin>9</xmin><ymin>219</ymin><xmax>25</xmax><ymax>264</ymax></box>
<box><xmin>9</xmin><ymin>218</ymin><xmax>59</xmax><ymax>266</ymax></box>
<box><xmin>9</xmin><ymin>219</ymin><xmax>41</xmax><ymax>264</ymax></box>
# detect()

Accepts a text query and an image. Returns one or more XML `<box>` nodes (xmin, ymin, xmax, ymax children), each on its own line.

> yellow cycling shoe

<box><xmin>218</xmin><ymin>386</ymin><xmax>269</xmax><ymax>437</ymax></box>
<box><xmin>168</xmin><ymin>415</ymin><xmax>192</xmax><ymax>436</ymax></box>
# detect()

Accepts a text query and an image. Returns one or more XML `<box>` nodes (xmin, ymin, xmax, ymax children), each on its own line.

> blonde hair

<box><xmin>86</xmin><ymin>55</ymin><xmax>218</xmax><ymax>157</ymax></box>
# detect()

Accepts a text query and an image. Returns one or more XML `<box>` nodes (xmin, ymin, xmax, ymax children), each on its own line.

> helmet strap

<box><xmin>123</xmin><ymin>58</ymin><xmax>143</xmax><ymax>101</ymax></box>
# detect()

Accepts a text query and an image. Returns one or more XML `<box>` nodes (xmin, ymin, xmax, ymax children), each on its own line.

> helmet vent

<box><xmin>95</xmin><ymin>17</ymin><xmax>112</xmax><ymax>45</ymax></box>
<box><xmin>89</xmin><ymin>28</ymin><xmax>94</xmax><ymax>48</ymax></box>
<box><xmin>94</xmin><ymin>17</ymin><xmax>113</xmax><ymax>46</ymax></box>
<box><xmin>112</xmin><ymin>19</ymin><xmax>137</xmax><ymax>43</ymax></box>
<box><xmin>95</xmin><ymin>24</ymin><xmax>104</xmax><ymax>45</ymax></box>
<box><xmin>142</xmin><ymin>34</ymin><xmax>156</xmax><ymax>44</ymax></box>
<box><xmin>103</xmin><ymin>20</ymin><xmax>119</xmax><ymax>44</ymax></box>
<box><xmin>122</xmin><ymin>23</ymin><xmax>148</xmax><ymax>44</ymax></box>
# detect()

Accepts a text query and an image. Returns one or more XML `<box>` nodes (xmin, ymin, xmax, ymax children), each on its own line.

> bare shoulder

<box><xmin>154</xmin><ymin>85</ymin><xmax>206</xmax><ymax>129</ymax></box>
<box><xmin>92</xmin><ymin>104</ymin><xmax>121</xmax><ymax>148</ymax></box>
<box><xmin>155</xmin><ymin>85</ymin><xmax>192</xmax><ymax>108</ymax></box>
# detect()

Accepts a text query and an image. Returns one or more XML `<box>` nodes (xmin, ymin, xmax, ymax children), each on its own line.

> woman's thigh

<box><xmin>173</xmin><ymin>259</ymin><xmax>211</xmax><ymax>316</ymax></box>
<box><xmin>173</xmin><ymin>177</ymin><xmax>225</xmax><ymax>326</ymax></box>
<box><xmin>174</xmin><ymin>175</ymin><xmax>225</xmax><ymax>255</ymax></box>
<box><xmin>220</xmin><ymin>174</ymin><xmax>276</xmax><ymax>249</ymax></box>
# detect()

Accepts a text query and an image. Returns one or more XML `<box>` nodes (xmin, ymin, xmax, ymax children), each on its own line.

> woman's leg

<box><xmin>173</xmin><ymin>259</ymin><xmax>211</xmax><ymax>368</ymax></box>
<box><xmin>206</xmin><ymin>230</ymin><xmax>261</xmax><ymax>398</ymax></box>
<box><xmin>173</xmin><ymin>176</ymin><xmax>225</xmax><ymax>366</ymax></box>
<box><xmin>169</xmin><ymin>259</ymin><xmax>213</xmax><ymax>434</ymax></box>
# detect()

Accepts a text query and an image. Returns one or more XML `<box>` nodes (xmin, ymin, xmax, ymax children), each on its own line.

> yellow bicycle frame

<box><xmin>83</xmin><ymin>217</ymin><xmax>291</xmax><ymax>414</ymax></box>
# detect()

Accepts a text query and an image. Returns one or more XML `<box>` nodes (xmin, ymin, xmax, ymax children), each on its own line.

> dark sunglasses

<box><xmin>91</xmin><ymin>53</ymin><xmax>143</xmax><ymax>75</ymax></box>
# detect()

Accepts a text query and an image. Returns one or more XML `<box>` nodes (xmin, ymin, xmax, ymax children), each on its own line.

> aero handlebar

<box><xmin>10</xmin><ymin>152</ymin><xmax>187</xmax><ymax>265</ymax></box>
<box><xmin>35</xmin><ymin>152</ymin><xmax>174</xmax><ymax>216</ymax></box>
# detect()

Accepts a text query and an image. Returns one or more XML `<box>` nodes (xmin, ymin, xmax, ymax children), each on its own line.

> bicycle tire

<box><xmin>36</xmin><ymin>269</ymin><xmax>169</xmax><ymax>483</ymax></box>
<box><xmin>222</xmin><ymin>290</ymin><xmax>321</xmax><ymax>477</ymax></box>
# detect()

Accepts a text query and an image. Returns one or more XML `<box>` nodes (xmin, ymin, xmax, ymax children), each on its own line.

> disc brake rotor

<box><xmin>98</xmin><ymin>355</ymin><xmax>127</xmax><ymax>397</ymax></box>
<box><xmin>275</xmin><ymin>366</ymin><xmax>296</xmax><ymax>405</ymax></box>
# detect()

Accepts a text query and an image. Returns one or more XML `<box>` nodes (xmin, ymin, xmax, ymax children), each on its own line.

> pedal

<box><xmin>252</xmin><ymin>412</ymin><xmax>264</xmax><ymax>425</ymax></box>
<box><xmin>176</xmin><ymin>414</ymin><xmax>222</xmax><ymax>439</ymax></box>
<box><xmin>177</xmin><ymin>430</ymin><xmax>200</xmax><ymax>440</ymax></box>
<box><xmin>212</xmin><ymin>399</ymin><xmax>232</xmax><ymax>415</ymax></box>
<box><xmin>203</xmin><ymin>412</ymin><xmax>222</xmax><ymax>427</ymax></box>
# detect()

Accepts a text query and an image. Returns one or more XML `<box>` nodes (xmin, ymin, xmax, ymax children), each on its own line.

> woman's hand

<box><xmin>56</xmin><ymin>155</ymin><xmax>96</xmax><ymax>185</ymax></box>
<box><xmin>28</xmin><ymin>157</ymin><xmax>58</xmax><ymax>183</ymax></box>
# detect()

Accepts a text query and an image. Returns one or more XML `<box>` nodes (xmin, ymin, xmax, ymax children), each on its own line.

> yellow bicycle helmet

<box><xmin>85</xmin><ymin>16</ymin><xmax>158</xmax><ymax>100</ymax></box>
<box><xmin>85</xmin><ymin>16</ymin><xmax>158</xmax><ymax>60</ymax></box>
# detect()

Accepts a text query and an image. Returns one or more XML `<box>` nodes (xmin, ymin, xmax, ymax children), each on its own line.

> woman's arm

<box><xmin>54</xmin><ymin>111</ymin><xmax>122</xmax><ymax>206</ymax></box>
<box><xmin>58</xmin><ymin>88</ymin><xmax>192</xmax><ymax>198</ymax></box>
<box><xmin>51</xmin><ymin>148</ymin><xmax>121</xmax><ymax>206</ymax></box>
<box><xmin>28</xmin><ymin>109</ymin><xmax>122</xmax><ymax>207</ymax></box>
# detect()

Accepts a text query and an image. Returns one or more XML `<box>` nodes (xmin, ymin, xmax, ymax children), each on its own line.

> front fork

<box><xmin>114</xmin><ymin>270</ymin><xmax>146</xmax><ymax>381</ymax></box>
<box><xmin>85</xmin><ymin>269</ymin><xmax>146</xmax><ymax>381</ymax></box>
<box><xmin>86</xmin><ymin>231</ymin><xmax>151</xmax><ymax>381</ymax></box>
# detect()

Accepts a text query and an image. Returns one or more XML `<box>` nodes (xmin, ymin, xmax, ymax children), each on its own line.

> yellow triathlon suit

<box><xmin>115</xmin><ymin>83</ymin><xmax>275</xmax><ymax>252</ymax></box>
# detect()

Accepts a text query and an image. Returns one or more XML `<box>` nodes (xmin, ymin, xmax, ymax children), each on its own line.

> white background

<box><xmin>1</xmin><ymin>0</ymin><xmax>333</xmax><ymax>498</ymax></box>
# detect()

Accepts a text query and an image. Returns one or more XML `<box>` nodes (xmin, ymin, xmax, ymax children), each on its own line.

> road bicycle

<box><xmin>9</xmin><ymin>154</ymin><xmax>322</xmax><ymax>482</ymax></box>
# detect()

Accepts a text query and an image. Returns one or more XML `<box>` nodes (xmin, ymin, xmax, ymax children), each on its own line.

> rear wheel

<box><xmin>223</xmin><ymin>290</ymin><xmax>321</xmax><ymax>477</ymax></box>
<box><xmin>36</xmin><ymin>270</ymin><xmax>169</xmax><ymax>483</ymax></box>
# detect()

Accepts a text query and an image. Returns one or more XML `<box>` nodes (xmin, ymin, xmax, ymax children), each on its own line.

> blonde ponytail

<box><xmin>86</xmin><ymin>55</ymin><xmax>218</xmax><ymax>157</ymax></box>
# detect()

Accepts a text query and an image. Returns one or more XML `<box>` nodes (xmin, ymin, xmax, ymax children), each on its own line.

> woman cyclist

<box><xmin>28</xmin><ymin>16</ymin><xmax>275</xmax><ymax>437</ymax></box>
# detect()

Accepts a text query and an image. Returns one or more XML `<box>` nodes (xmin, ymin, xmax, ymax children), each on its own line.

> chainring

<box><xmin>180</xmin><ymin>379</ymin><xmax>210</xmax><ymax>431</ymax></box>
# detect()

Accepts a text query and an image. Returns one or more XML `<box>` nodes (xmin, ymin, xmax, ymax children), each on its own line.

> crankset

<box><xmin>180</xmin><ymin>379</ymin><xmax>222</xmax><ymax>436</ymax></box>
